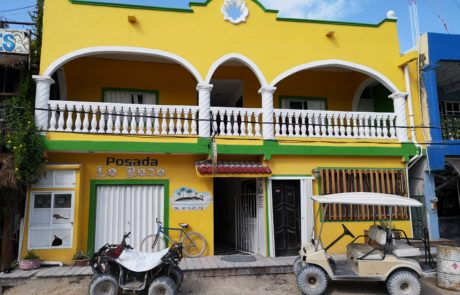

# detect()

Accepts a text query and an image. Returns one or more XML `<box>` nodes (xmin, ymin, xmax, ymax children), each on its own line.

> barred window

<box><xmin>320</xmin><ymin>168</ymin><xmax>409</xmax><ymax>221</ymax></box>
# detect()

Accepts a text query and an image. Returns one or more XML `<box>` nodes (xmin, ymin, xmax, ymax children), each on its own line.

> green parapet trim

<box><xmin>43</xmin><ymin>136</ymin><xmax>417</xmax><ymax>159</ymax></box>
<box><xmin>69</xmin><ymin>0</ymin><xmax>395</xmax><ymax>27</ymax></box>
<box><xmin>70</xmin><ymin>0</ymin><xmax>194</xmax><ymax>13</ymax></box>
<box><xmin>87</xmin><ymin>179</ymin><xmax>170</xmax><ymax>254</ymax></box>
<box><xmin>276</xmin><ymin>17</ymin><xmax>397</xmax><ymax>28</ymax></box>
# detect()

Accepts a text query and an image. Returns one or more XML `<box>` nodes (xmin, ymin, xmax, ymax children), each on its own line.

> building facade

<box><xmin>22</xmin><ymin>0</ymin><xmax>423</xmax><ymax>264</ymax></box>
<box><xmin>414</xmin><ymin>33</ymin><xmax>460</xmax><ymax>244</ymax></box>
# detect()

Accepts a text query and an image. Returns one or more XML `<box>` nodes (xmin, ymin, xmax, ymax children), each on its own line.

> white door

<box><xmin>95</xmin><ymin>185</ymin><xmax>164</xmax><ymax>252</ymax></box>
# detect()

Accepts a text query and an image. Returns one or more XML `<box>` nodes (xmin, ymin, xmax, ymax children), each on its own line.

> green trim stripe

<box><xmin>88</xmin><ymin>179</ymin><xmax>170</xmax><ymax>254</ymax></box>
<box><xmin>42</xmin><ymin>137</ymin><xmax>418</xmax><ymax>160</ymax></box>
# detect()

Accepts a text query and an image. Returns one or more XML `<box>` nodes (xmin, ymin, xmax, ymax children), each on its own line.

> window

<box><xmin>281</xmin><ymin>97</ymin><xmax>327</xmax><ymax>111</ymax></box>
<box><xmin>31</xmin><ymin>169</ymin><xmax>76</xmax><ymax>188</ymax></box>
<box><xmin>29</xmin><ymin>192</ymin><xmax>74</xmax><ymax>249</ymax></box>
<box><xmin>104</xmin><ymin>89</ymin><xmax>157</xmax><ymax>105</ymax></box>
<box><xmin>320</xmin><ymin>168</ymin><xmax>409</xmax><ymax>221</ymax></box>
<box><xmin>29</xmin><ymin>168</ymin><xmax>77</xmax><ymax>249</ymax></box>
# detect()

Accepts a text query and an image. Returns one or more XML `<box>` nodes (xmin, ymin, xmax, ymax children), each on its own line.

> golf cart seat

<box><xmin>347</xmin><ymin>225</ymin><xmax>379</xmax><ymax>257</ymax></box>
<box><xmin>348</xmin><ymin>227</ymin><xmax>386</xmax><ymax>260</ymax></box>
<box><xmin>390</xmin><ymin>241</ymin><xmax>421</xmax><ymax>258</ymax></box>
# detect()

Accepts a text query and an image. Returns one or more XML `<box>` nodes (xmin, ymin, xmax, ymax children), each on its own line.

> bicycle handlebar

<box><xmin>156</xmin><ymin>218</ymin><xmax>162</xmax><ymax>226</ymax></box>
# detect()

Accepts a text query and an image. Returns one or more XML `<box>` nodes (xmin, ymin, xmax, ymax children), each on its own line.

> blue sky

<box><xmin>1</xmin><ymin>0</ymin><xmax>460</xmax><ymax>52</ymax></box>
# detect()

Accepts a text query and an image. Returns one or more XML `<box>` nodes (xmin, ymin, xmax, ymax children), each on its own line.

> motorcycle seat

<box><xmin>117</xmin><ymin>248</ymin><xmax>170</xmax><ymax>272</ymax></box>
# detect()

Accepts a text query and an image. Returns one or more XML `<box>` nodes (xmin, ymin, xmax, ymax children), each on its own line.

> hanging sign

<box><xmin>0</xmin><ymin>29</ymin><xmax>30</xmax><ymax>55</ymax></box>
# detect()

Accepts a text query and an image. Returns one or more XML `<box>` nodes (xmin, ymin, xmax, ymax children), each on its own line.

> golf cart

<box><xmin>294</xmin><ymin>192</ymin><xmax>435</xmax><ymax>295</ymax></box>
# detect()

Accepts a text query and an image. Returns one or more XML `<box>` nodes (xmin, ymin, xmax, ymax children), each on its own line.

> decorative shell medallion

<box><xmin>221</xmin><ymin>0</ymin><xmax>249</xmax><ymax>24</ymax></box>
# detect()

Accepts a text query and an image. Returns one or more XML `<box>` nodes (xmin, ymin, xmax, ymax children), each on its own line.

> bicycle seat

<box><xmin>179</xmin><ymin>223</ymin><xmax>189</xmax><ymax>228</ymax></box>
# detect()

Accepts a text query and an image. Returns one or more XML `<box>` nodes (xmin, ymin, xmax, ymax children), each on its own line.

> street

<box><xmin>3</xmin><ymin>274</ymin><xmax>457</xmax><ymax>295</ymax></box>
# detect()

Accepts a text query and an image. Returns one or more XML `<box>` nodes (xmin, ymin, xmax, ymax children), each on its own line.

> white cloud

<box><xmin>259</xmin><ymin>0</ymin><xmax>362</xmax><ymax>20</ymax></box>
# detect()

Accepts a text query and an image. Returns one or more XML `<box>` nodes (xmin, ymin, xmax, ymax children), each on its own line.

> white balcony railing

<box><xmin>47</xmin><ymin>100</ymin><xmax>199</xmax><ymax>136</ymax></box>
<box><xmin>46</xmin><ymin>100</ymin><xmax>399</xmax><ymax>141</ymax></box>
<box><xmin>274</xmin><ymin>109</ymin><xmax>397</xmax><ymax>139</ymax></box>
<box><xmin>210</xmin><ymin>107</ymin><xmax>262</xmax><ymax>137</ymax></box>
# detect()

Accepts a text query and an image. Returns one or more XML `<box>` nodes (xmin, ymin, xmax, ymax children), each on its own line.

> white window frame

<box><xmin>103</xmin><ymin>89</ymin><xmax>157</xmax><ymax>105</ymax></box>
<box><xmin>28</xmin><ymin>191</ymin><xmax>75</xmax><ymax>250</ymax></box>
<box><xmin>282</xmin><ymin>97</ymin><xmax>327</xmax><ymax>111</ymax></box>
<box><xmin>31</xmin><ymin>169</ymin><xmax>76</xmax><ymax>189</ymax></box>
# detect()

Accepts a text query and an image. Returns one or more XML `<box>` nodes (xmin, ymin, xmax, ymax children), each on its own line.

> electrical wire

<box><xmin>0</xmin><ymin>5</ymin><xmax>35</xmax><ymax>13</ymax></box>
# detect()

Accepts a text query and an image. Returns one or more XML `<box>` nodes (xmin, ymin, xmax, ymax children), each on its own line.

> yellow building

<box><xmin>23</xmin><ymin>0</ymin><xmax>424</xmax><ymax>264</ymax></box>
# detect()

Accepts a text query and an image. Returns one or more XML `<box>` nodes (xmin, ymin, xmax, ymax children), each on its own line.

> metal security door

<box><xmin>95</xmin><ymin>185</ymin><xmax>164</xmax><ymax>252</ymax></box>
<box><xmin>235</xmin><ymin>180</ymin><xmax>258</xmax><ymax>254</ymax></box>
<box><xmin>411</xmin><ymin>195</ymin><xmax>427</xmax><ymax>239</ymax></box>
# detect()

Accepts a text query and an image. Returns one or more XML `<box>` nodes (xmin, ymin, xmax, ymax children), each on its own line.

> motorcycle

<box><xmin>89</xmin><ymin>232</ymin><xmax>184</xmax><ymax>295</ymax></box>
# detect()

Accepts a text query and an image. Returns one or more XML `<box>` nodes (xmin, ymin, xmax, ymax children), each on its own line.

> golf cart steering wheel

<box><xmin>342</xmin><ymin>224</ymin><xmax>355</xmax><ymax>239</ymax></box>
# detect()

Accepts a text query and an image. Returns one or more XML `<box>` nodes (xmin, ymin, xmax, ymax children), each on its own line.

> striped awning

<box><xmin>196</xmin><ymin>160</ymin><xmax>271</xmax><ymax>176</ymax></box>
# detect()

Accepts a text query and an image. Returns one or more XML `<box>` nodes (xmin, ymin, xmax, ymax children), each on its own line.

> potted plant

<box><xmin>72</xmin><ymin>250</ymin><xmax>90</xmax><ymax>266</ymax></box>
<box><xmin>19</xmin><ymin>250</ymin><xmax>41</xmax><ymax>270</ymax></box>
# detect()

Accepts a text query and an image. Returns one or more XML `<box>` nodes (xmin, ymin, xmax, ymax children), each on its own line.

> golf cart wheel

<box><xmin>168</xmin><ymin>265</ymin><xmax>184</xmax><ymax>290</ymax></box>
<box><xmin>88</xmin><ymin>274</ymin><xmax>118</xmax><ymax>295</ymax></box>
<box><xmin>148</xmin><ymin>276</ymin><xmax>177</xmax><ymax>295</ymax></box>
<box><xmin>293</xmin><ymin>256</ymin><xmax>304</xmax><ymax>276</ymax></box>
<box><xmin>296</xmin><ymin>265</ymin><xmax>328</xmax><ymax>295</ymax></box>
<box><xmin>386</xmin><ymin>270</ymin><xmax>421</xmax><ymax>295</ymax></box>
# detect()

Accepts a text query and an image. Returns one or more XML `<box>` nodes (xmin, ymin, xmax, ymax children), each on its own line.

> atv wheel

<box><xmin>168</xmin><ymin>265</ymin><xmax>184</xmax><ymax>290</ymax></box>
<box><xmin>88</xmin><ymin>274</ymin><xmax>118</xmax><ymax>295</ymax></box>
<box><xmin>386</xmin><ymin>270</ymin><xmax>421</xmax><ymax>295</ymax></box>
<box><xmin>148</xmin><ymin>276</ymin><xmax>177</xmax><ymax>295</ymax></box>
<box><xmin>293</xmin><ymin>256</ymin><xmax>304</xmax><ymax>276</ymax></box>
<box><xmin>296</xmin><ymin>265</ymin><xmax>328</xmax><ymax>295</ymax></box>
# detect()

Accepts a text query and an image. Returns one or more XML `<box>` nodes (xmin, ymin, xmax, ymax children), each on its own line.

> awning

<box><xmin>196</xmin><ymin>160</ymin><xmax>271</xmax><ymax>177</ymax></box>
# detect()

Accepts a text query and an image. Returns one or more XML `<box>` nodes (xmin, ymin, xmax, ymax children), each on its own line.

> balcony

<box><xmin>45</xmin><ymin>100</ymin><xmax>401</xmax><ymax>140</ymax></box>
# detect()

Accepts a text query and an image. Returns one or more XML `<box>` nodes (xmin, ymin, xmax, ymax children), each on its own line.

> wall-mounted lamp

<box><xmin>128</xmin><ymin>15</ymin><xmax>137</xmax><ymax>23</ymax></box>
<box><xmin>326</xmin><ymin>31</ymin><xmax>335</xmax><ymax>38</ymax></box>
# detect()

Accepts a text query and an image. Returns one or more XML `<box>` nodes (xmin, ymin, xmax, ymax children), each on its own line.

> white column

<box><xmin>33</xmin><ymin>75</ymin><xmax>55</xmax><ymax>131</ymax></box>
<box><xmin>259</xmin><ymin>86</ymin><xmax>276</xmax><ymax>140</ymax></box>
<box><xmin>389</xmin><ymin>92</ymin><xmax>409</xmax><ymax>142</ymax></box>
<box><xmin>197</xmin><ymin>83</ymin><xmax>213</xmax><ymax>137</ymax></box>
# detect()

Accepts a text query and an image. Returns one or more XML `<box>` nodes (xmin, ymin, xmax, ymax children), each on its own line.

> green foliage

<box><xmin>3</xmin><ymin>76</ymin><xmax>46</xmax><ymax>187</ymax></box>
<box><xmin>72</xmin><ymin>250</ymin><xmax>89</xmax><ymax>260</ymax></box>
<box><xmin>24</xmin><ymin>250</ymin><xmax>40</xmax><ymax>260</ymax></box>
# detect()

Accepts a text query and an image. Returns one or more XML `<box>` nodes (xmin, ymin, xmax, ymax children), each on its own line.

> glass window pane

<box><xmin>29</xmin><ymin>229</ymin><xmax>51</xmax><ymax>248</ymax></box>
<box><xmin>54</xmin><ymin>170</ymin><xmax>76</xmax><ymax>187</ymax></box>
<box><xmin>289</xmin><ymin>101</ymin><xmax>303</xmax><ymax>109</ymax></box>
<box><xmin>51</xmin><ymin>229</ymin><xmax>72</xmax><ymax>247</ymax></box>
<box><xmin>33</xmin><ymin>172</ymin><xmax>53</xmax><ymax>187</ymax></box>
<box><xmin>31</xmin><ymin>209</ymin><xmax>51</xmax><ymax>226</ymax></box>
<box><xmin>52</xmin><ymin>208</ymin><xmax>72</xmax><ymax>224</ymax></box>
<box><xmin>54</xmin><ymin>194</ymin><xmax>72</xmax><ymax>208</ymax></box>
<box><xmin>34</xmin><ymin>194</ymin><xmax>51</xmax><ymax>208</ymax></box>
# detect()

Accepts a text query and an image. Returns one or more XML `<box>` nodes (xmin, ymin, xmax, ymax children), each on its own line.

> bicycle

<box><xmin>140</xmin><ymin>218</ymin><xmax>207</xmax><ymax>258</ymax></box>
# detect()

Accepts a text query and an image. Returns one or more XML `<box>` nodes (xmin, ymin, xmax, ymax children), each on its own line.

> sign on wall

<box><xmin>0</xmin><ymin>29</ymin><xmax>30</xmax><ymax>55</ymax></box>
<box><xmin>172</xmin><ymin>187</ymin><xmax>213</xmax><ymax>211</ymax></box>
<box><xmin>96</xmin><ymin>157</ymin><xmax>165</xmax><ymax>178</ymax></box>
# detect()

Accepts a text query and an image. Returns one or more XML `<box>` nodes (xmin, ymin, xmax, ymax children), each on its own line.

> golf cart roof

<box><xmin>311</xmin><ymin>192</ymin><xmax>423</xmax><ymax>207</ymax></box>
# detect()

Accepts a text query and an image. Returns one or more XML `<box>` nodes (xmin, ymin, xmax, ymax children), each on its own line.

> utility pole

<box><xmin>408</xmin><ymin>0</ymin><xmax>420</xmax><ymax>48</ymax></box>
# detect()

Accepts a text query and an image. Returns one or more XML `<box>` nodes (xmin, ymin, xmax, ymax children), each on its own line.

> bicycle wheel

<box><xmin>181</xmin><ymin>232</ymin><xmax>206</xmax><ymax>257</ymax></box>
<box><xmin>140</xmin><ymin>234</ymin><xmax>166</xmax><ymax>253</ymax></box>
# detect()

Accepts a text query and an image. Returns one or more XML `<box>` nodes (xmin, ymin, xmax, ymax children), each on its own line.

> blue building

<box><xmin>415</xmin><ymin>33</ymin><xmax>460</xmax><ymax>243</ymax></box>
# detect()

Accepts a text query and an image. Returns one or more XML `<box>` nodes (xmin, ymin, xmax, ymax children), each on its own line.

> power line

<box><xmin>0</xmin><ymin>5</ymin><xmax>35</xmax><ymax>13</ymax></box>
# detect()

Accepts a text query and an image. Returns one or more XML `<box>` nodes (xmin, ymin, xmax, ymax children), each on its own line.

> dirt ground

<box><xmin>3</xmin><ymin>274</ymin><xmax>457</xmax><ymax>295</ymax></box>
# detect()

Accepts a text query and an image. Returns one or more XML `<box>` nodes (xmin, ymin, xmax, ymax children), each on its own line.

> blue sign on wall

<box><xmin>0</xmin><ymin>30</ymin><xmax>30</xmax><ymax>55</ymax></box>
<box><xmin>72</xmin><ymin>0</ymin><xmax>208</xmax><ymax>10</ymax></box>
